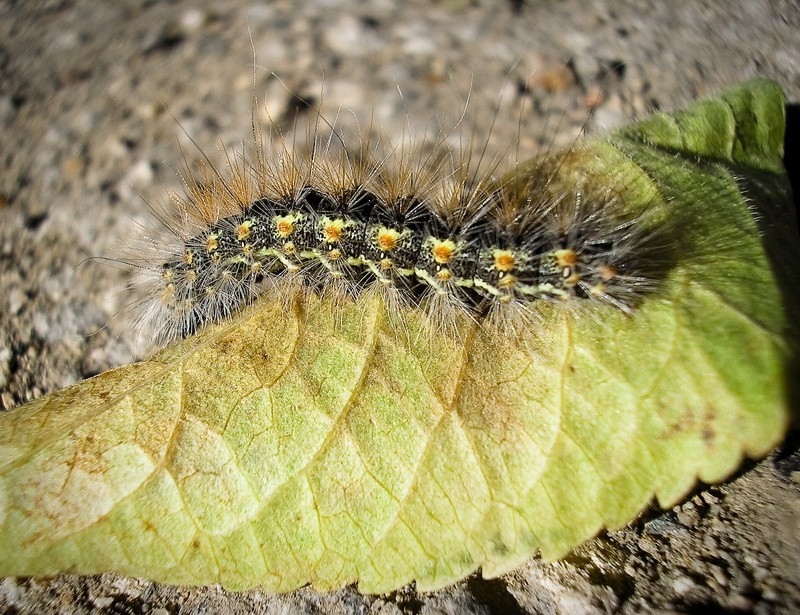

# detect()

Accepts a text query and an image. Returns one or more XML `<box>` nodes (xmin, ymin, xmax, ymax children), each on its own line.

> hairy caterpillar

<box><xmin>130</xmin><ymin>110</ymin><xmax>661</xmax><ymax>346</ymax></box>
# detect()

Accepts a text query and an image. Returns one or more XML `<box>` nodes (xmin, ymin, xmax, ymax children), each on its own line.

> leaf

<box><xmin>0</xmin><ymin>79</ymin><xmax>794</xmax><ymax>593</ymax></box>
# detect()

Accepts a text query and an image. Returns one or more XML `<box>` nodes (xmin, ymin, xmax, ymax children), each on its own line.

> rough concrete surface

<box><xmin>0</xmin><ymin>0</ymin><xmax>798</xmax><ymax>613</ymax></box>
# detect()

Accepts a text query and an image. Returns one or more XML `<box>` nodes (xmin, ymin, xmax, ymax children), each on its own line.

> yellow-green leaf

<box><xmin>0</xmin><ymin>79</ymin><xmax>794</xmax><ymax>593</ymax></box>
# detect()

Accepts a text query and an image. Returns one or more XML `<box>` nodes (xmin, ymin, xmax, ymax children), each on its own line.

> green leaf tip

<box><xmin>613</xmin><ymin>78</ymin><xmax>786</xmax><ymax>172</ymax></box>
<box><xmin>0</xmin><ymin>79</ymin><xmax>794</xmax><ymax>594</ymax></box>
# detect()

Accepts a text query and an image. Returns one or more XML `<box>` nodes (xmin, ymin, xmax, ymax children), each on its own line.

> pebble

<box><xmin>118</xmin><ymin>159</ymin><xmax>155</xmax><ymax>202</ymax></box>
<box><xmin>91</xmin><ymin>595</ymin><xmax>115</xmax><ymax>609</ymax></box>
<box><xmin>180</xmin><ymin>8</ymin><xmax>206</xmax><ymax>31</ymax></box>
<box><xmin>672</xmin><ymin>575</ymin><xmax>698</xmax><ymax>597</ymax></box>
<box><xmin>0</xmin><ymin>346</ymin><xmax>10</xmax><ymax>390</ymax></box>
<box><xmin>0</xmin><ymin>96</ymin><xmax>15</xmax><ymax>128</ymax></box>
<box><xmin>7</xmin><ymin>289</ymin><xmax>25</xmax><ymax>316</ymax></box>
<box><xmin>323</xmin><ymin>14</ymin><xmax>384</xmax><ymax>56</ymax></box>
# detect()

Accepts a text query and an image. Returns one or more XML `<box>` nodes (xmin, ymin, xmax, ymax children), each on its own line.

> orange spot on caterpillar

<box><xmin>432</xmin><ymin>239</ymin><xmax>456</xmax><ymax>264</ymax></box>
<box><xmin>554</xmin><ymin>249</ymin><xmax>578</xmax><ymax>268</ymax></box>
<box><xmin>323</xmin><ymin>220</ymin><xmax>344</xmax><ymax>242</ymax></box>
<box><xmin>276</xmin><ymin>216</ymin><xmax>295</xmax><ymax>237</ymax></box>
<box><xmin>377</xmin><ymin>228</ymin><xmax>399</xmax><ymax>252</ymax></box>
<box><xmin>598</xmin><ymin>264</ymin><xmax>618</xmax><ymax>282</ymax></box>
<box><xmin>236</xmin><ymin>221</ymin><xmax>252</xmax><ymax>241</ymax></box>
<box><xmin>493</xmin><ymin>250</ymin><xmax>516</xmax><ymax>272</ymax></box>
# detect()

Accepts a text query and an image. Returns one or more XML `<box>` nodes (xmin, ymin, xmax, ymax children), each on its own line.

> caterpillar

<box><xmin>132</xmin><ymin>116</ymin><xmax>660</xmax><ymax>346</ymax></box>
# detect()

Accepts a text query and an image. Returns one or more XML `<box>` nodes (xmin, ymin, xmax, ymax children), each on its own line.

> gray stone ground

<box><xmin>0</xmin><ymin>0</ymin><xmax>798</xmax><ymax>613</ymax></box>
